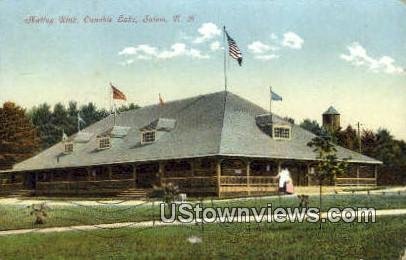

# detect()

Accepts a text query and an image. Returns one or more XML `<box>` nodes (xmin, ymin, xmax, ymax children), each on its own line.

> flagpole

<box><xmin>77</xmin><ymin>113</ymin><xmax>80</xmax><ymax>132</ymax></box>
<box><xmin>269</xmin><ymin>86</ymin><xmax>272</xmax><ymax>115</ymax></box>
<box><xmin>113</xmin><ymin>103</ymin><xmax>116</xmax><ymax>126</ymax></box>
<box><xmin>223</xmin><ymin>26</ymin><xmax>227</xmax><ymax>92</ymax></box>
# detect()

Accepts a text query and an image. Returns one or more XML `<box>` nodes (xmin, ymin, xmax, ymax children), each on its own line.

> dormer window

<box><xmin>141</xmin><ymin>131</ymin><xmax>156</xmax><ymax>144</ymax></box>
<box><xmin>139</xmin><ymin>118</ymin><xmax>175</xmax><ymax>144</ymax></box>
<box><xmin>273</xmin><ymin>126</ymin><xmax>291</xmax><ymax>140</ymax></box>
<box><xmin>64</xmin><ymin>142</ymin><xmax>73</xmax><ymax>153</ymax></box>
<box><xmin>98</xmin><ymin>136</ymin><xmax>111</xmax><ymax>150</ymax></box>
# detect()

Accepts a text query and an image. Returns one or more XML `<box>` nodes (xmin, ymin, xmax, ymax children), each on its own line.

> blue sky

<box><xmin>1</xmin><ymin>0</ymin><xmax>405</xmax><ymax>140</ymax></box>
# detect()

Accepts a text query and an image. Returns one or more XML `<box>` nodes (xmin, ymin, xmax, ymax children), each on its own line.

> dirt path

<box><xmin>0</xmin><ymin>208</ymin><xmax>405</xmax><ymax>237</ymax></box>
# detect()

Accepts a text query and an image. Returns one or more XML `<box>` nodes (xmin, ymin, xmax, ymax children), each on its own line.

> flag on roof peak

<box><xmin>224</xmin><ymin>28</ymin><xmax>243</xmax><ymax>66</ymax></box>
<box><xmin>110</xmin><ymin>82</ymin><xmax>127</xmax><ymax>101</ymax></box>
<box><xmin>271</xmin><ymin>90</ymin><xmax>282</xmax><ymax>101</ymax></box>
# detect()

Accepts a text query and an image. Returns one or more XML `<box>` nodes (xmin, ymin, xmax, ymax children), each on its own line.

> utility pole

<box><xmin>357</xmin><ymin>122</ymin><xmax>362</xmax><ymax>153</ymax></box>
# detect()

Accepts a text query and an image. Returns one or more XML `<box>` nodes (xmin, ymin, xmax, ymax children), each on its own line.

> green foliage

<box><xmin>0</xmin><ymin>102</ymin><xmax>40</xmax><ymax>169</ymax></box>
<box><xmin>307</xmin><ymin>136</ymin><xmax>348</xmax><ymax>228</ymax></box>
<box><xmin>1</xmin><ymin>193</ymin><xmax>406</xmax><ymax>231</ymax></box>
<box><xmin>307</xmin><ymin>136</ymin><xmax>348</xmax><ymax>183</ymax></box>
<box><xmin>336</xmin><ymin>125</ymin><xmax>360</xmax><ymax>152</ymax></box>
<box><xmin>282</xmin><ymin>116</ymin><xmax>295</xmax><ymax>124</ymax></box>
<box><xmin>28</xmin><ymin>203</ymin><xmax>49</xmax><ymax>225</ymax></box>
<box><xmin>117</xmin><ymin>103</ymin><xmax>140</xmax><ymax>113</ymax></box>
<box><xmin>301</xmin><ymin>117</ymin><xmax>405</xmax><ymax>183</ymax></box>
<box><xmin>162</xmin><ymin>182</ymin><xmax>180</xmax><ymax>204</ymax></box>
<box><xmin>300</xmin><ymin>119</ymin><xmax>323</xmax><ymax>136</ymax></box>
<box><xmin>0</xmin><ymin>216</ymin><xmax>404</xmax><ymax>259</ymax></box>
<box><xmin>27</xmin><ymin>101</ymin><xmax>139</xmax><ymax>149</ymax></box>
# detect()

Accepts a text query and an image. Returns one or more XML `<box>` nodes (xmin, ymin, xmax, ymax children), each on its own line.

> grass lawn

<box><xmin>0</xmin><ymin>216</ymin><xmax>405</xmax><ymax>259</ymax></box>
<box><xmin>1</xmin><ymin>193</ymin><xmax>406</xmax><ymax>231</ymax></box>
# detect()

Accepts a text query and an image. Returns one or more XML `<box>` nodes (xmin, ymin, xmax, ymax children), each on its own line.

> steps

<box><xmin>117</xmin><ymin>188</ymin><xmax>148</xmax><ymax>199</ymax></box>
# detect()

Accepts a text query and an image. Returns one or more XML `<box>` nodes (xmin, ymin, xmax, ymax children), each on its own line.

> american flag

<box><xmin>110</xmin><ymin>82</ymin><xmax>127</xmax><ymax>100</ymax></box>
<box><xmin>225</xmin><ymin>29</ymin><xmax>243</xmax><ymax>66</ymax></box>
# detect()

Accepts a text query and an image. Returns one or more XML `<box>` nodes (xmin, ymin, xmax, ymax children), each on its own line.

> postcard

<box><xmin>0</xmin><ymin>1</ymin><xmax>405</xmax><ymax>259</ymax></box>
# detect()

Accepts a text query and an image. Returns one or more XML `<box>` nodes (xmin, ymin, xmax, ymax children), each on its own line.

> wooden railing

<box><xmin>335</xmin><ymin>177</ymin><xmax>376</xmax><ymax>186</ymax></box>
<box><xmin>161</xmin><ymin>176</ymin><xmax>217</xmax><ymax>189</ymax></box>
<box><xmin>220</xmin><ymin>176</ymin><xmax>278</xmax><ymax>186</ymax></box>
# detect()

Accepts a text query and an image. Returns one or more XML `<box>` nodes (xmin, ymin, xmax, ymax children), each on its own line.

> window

<box><xmin>98</xmin><ymin>136</ymin><xmax>111</xmax><ymax>150</ymax></box>
<box><xmin>273</xmin><ymin>126</ymin><xmax>291</xmax><ymax>140</ymax></box>
<box><xmin>141</xmin><ymin>131</ymin><xmax>156</xmax><ymax>144</ymax></box>
<box><xmin>64</xmin><ymin>142</ymin><xmax>73</xmax><ymax>153</ymax></box>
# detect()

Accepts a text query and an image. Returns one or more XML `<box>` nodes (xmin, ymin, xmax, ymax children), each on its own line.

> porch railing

<box><xmin>220</xmin><ymin>176</ymin><xmax>278</xmax><ymax>186</ymax></box>
<box><xmin>161</xmin><ymin>176</ymin><xmax>217</xmax><ymax>188</ymax></box>
<box><xmin>335</xmin><ymin>177</ymin><xmax>376</xmax><ymax>186</ymax></box>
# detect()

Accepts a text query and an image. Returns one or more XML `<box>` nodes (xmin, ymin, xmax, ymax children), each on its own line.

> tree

<box><xmin>361</xmin><ymin>129</ymin><xmax>377</xmax><ymax>158</ymax></box>
<box><xmin>374</xmin><ymin>128</ymin><xmax>400</xmax><ymax>167</ymax></box>
<box><xmin>117</xmin><ymin>102</ymin><xmax>140</xmax><ymax>113</ymax></box>
<box><xmin>29</xmin><ymin>103</ymin><xmax>60</xmax><ymax>149</ymax></box>
<box><xmin>336</xmin><ymin>125</ymin><xmax>359</xmax><ymax>151</ymax></box>
<box><xmin>283</xmin><ymin>116</ymin><xmax>295</xmax><ymax>124</ymax></box>
<box><xmin>79</xmin><ymin>102</ymin><xmax>109</xmax><ymax>128</ymax></box>
<box><xmin>300</xmin><ymin>119</ymin><xmax>323</xmax><ymax>136</ymax></box>
<box><xmin>0</xmin><ymin>102</ymin><xmax>40</xmax><ymax>169</ymax></box>
<box><xmin>307</xmin><ymin>136</ymin><xmax>348</xmax><ymax>229</ymax></box>
<box><xmin>26</xmin><ymin>101</ymin><xmax>139</xmax><ymax>152</ymax></box>
<box><xmin>66</xmin><ymin>101</ymin><xmax>79</xmax><ymax>135</ymax></box>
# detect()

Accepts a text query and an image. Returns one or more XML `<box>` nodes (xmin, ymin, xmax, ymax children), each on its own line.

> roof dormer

<box><xmin>256</xmin><ymin>114</ymin><xmax>292</xmax><ymax>140</ymax></box>
<box><xmin>64</xmin><ymin>142</ymin><xmax>73</xmax><ymax>154</ymax></box>
<box><xmin>98</xmin><ymin>136</ymin><xmax>111</xmax><ymax>150</ymax></box>
<box><xmin>139</xmin><ymin>118</ymin><xmax>176</xmax><ymax>144</ymax></box>
<box><xmin>141</xmin><ymin>130</ymin><xmax>156</xmax><ymax>144</ymax></box>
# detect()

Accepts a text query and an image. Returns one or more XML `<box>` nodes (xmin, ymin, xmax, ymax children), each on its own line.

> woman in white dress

<box><xmin>276</xmin><ymin>167</ymin><xmax>291</xmax><ymax>193</ymax></box>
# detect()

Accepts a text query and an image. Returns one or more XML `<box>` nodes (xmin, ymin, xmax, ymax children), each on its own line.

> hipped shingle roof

<box><xmin>5</xmin><ymin>91</ymin><xmax>381</xmax><ymax>173</ymax></box>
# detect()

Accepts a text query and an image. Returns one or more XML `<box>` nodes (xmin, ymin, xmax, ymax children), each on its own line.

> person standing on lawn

<box><xmin>276</xmin><ymin>166</ymin><xmax>291</xmax><ymax>194</ymax></box>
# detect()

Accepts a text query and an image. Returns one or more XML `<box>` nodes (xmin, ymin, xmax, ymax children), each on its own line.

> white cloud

<box><xmin>340</xmin><ymin>42</ymin><xmax>404</xmax><ymax>75</ymax></box>
<box><xmin>255</xmin><ymin>54</ymin><xmax>280</xmax><ymax>61</ymax></box>
<box><xmin>157</xmin><ymin>43</ymin><xmax>187</xmax><ymax>59</ymax></box>
<box><xmin>194</xmin><ymin>23</ymin><xmax>221</xmax><ymax>43</ymax></box>
<box><xmin>248</xmin><ymin>41</ymin><xmax>271</xmax><ymax>54</ymax></box>
<box><xmin>282</xmin><ymin>32</ymin><xmax>304</xmax><ymax>49</ymax></box>
<box><xmin>247</xmin><ymin>32</ymin><xmax>302</xmax><ymax>61</ymax></box>
<box><xmin>118</xmin><ymin>44</ymin><xmax>157</xmax><ymax>56</ymax></box>
<box><xmin>188</xmin><ymin>48</ymin><xmax>209</xmax><ymax>59</ymax></box>
<box><xmin>210</xmin><ymin>41</ymin><xmax>221</xmax><ymax>51</ymax></box>
<box><xmin>118</xmin><ymin>43</ymin><xmax>209</xmax><ymax>62</ymax></box>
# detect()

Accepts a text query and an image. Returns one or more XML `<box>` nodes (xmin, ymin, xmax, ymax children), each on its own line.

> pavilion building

<box><xmin>0</xmin><ymin>91</ymin><xmax>381</xmax><ymax>197</ymax></box>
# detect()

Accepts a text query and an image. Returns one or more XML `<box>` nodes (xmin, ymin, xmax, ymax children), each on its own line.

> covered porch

<box><xmin>0</xmin><ymin>156</ymin><xmax>379</xmax><ymax>197</ymax></box>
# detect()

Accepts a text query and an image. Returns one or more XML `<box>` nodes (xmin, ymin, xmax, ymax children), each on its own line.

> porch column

<box><xmin>67</xmin><ymin>170</ymin><xmax>72</xmax><ymax>182</ymax></box>
<box><xmin>132</xmin><ymin>164</ymin><xmax>137</xmax><ymax>188</ymax></box>
<box><xmin>277</xmin><ymin>161</ymin><xmax>282</xmax><ymax>173</ymax></box>
<box><xmin>306</xmin><ymin>164</ymin><xmax>311</xmax><ymax>186</ymax></box>
<box><xmin>356</xmin><ymin>165</ymin><xmax>360</xmax><ymax>187</ymax></box>
<box><xmin>67</xmin><ymin>170</ymin><xmax>71</xmax><ymax>193</ymax></box>
<box><xmin>159</xmin><ymin>162</ymin><xmax>164</xmax><ymax>186</ymax></box>
<box><xmin>216</xmin><ymin>159</ymin><xmax>222</xmax><ymax>198</ymax></box>
<box><xmin>87</xmin><ymin>168</ymin><xmax>91</xmax><ymax>181</ymax></box>
<box><xmin>374</xmin><ymin>165</ymin><xmax>378</xmax><ymax>186</ymax></box>
<box><xmin>107</xmin><ymin>166</ymin><xmax>112</xmax><ymax>180</ymax></box>
<box><xmin>246</xmin><ymin>160</ymin><xmax>251</xmax><ymax>196</ymax></box>
<box><xmin>190</xmin><ymin>159</ymin><xmax>195</xmax><ymax>177</ymax></box>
